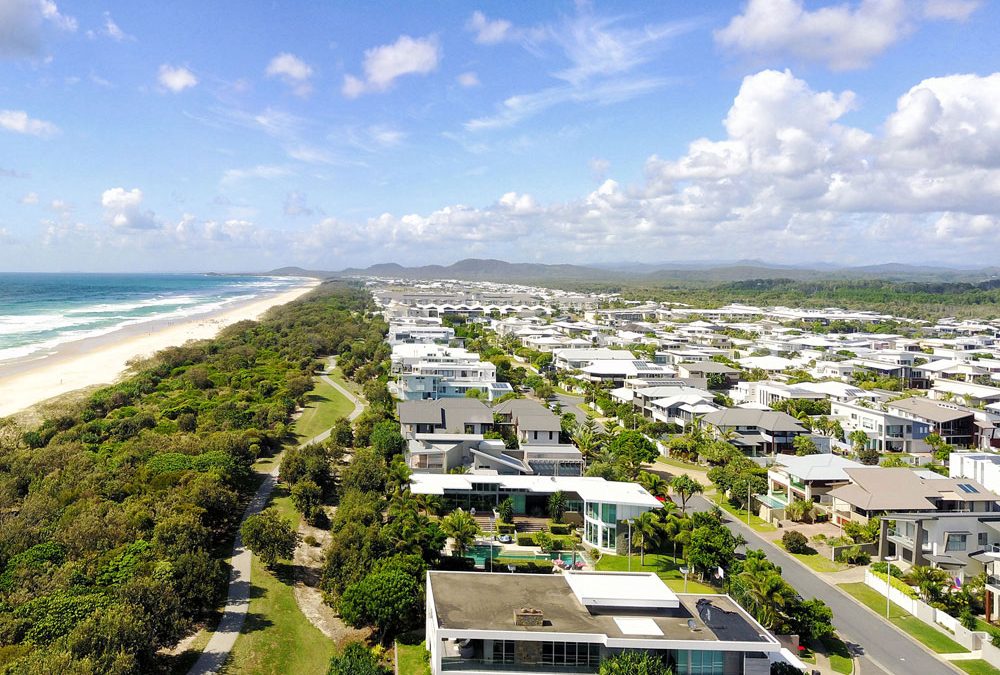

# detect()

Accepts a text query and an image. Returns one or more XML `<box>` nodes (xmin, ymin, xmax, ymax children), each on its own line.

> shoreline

<box><xmin>0</xmin><ymin>280</ymin><xmax>320</xmax><ymax>419</ymax></box>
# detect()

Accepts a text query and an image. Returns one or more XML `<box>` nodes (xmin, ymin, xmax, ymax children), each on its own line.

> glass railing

<box><xmin>440</xmin><ymin>658</ymin><xmax>597</xmax><ymax>673</ymax></box>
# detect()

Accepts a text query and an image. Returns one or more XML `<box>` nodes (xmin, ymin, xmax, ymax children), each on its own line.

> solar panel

<box><xmin>958</xmin><ymin>483</ymin><xmax>980</xmax><ymax>494</ymax></box>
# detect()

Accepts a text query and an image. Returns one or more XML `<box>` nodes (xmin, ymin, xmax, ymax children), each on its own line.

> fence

<box><xmin>863</xmin><ymin>570</ymin><xmax>985</xmax><ymax>652</ymax></box>
<box><xmin>829</xmin><ymin>541</ymin><xmax>877</xmax><ymax>562</ymax></box>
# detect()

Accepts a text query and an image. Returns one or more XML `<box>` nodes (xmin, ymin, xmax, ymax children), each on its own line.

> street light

<box><xmin>883</xmin><ymin>556</ymin><xmax>896</xmax><ymax>619</ymax></box>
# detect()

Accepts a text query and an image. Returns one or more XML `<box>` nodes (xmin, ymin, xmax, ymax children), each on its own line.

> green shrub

<box><xmin>516</xmin><ymin>533</ymin><xmax>536</xmax><ymax>547</ymax></box>
<box><xmin>871</xmin><ymin>570</ymin><xmax>918</xmax><ymax>598</ymax></box>
<box><xmin>491</xmin><ymin>559</ymin><xmax>553</xmax><ymax>574</ymax></box>
<box><xmin>548</xmin><ymin>522</ymin><xmax>573</xmax><ymax>535</ymax></box>
<box><xmin>782</xmin><ymin>530</ymin><xmax>809</xmax><ymax>554</ymax></box>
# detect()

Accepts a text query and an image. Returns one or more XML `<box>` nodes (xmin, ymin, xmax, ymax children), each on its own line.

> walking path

<box><xmin>188</xmin><ymin>357</ymin><xmax>364</xmax><ymax>675</ymax></box>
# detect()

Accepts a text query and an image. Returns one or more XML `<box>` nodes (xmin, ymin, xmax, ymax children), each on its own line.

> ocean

<box><xmin>0</xmin><ymin>273</ymin><xmax>306</xmax><ymax>364</ymax></box>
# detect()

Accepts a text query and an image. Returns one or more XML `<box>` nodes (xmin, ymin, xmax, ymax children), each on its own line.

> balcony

<box><xmin>440</xmin><ymin>659</ymin><xmax>596</xmax><ymax>673</ymax></box>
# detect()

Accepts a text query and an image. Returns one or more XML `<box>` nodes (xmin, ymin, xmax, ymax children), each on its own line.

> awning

<box><xmin>926</xmin><ymin>554</ymin><xmax>966</xmax><ymax>569</ymax></box>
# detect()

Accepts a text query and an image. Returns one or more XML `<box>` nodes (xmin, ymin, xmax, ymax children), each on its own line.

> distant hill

<box><xmin>268</xmin><ymin>258</ymin><xmax>1000</xmax><ymax>286</ymax></box>
<box><xmin>336</xmin><ymin>258</ymin><xmax>617</xmax><ymax>282</ymax></box>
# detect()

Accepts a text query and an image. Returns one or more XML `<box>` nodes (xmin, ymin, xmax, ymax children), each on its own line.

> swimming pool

<box><xmin>758</xmin><ymin>494</ymin><xmax>787</xmax><ymax>509</ymax></box>
<box><xmin>466</xmin><ymin>545</ymin><xmax>588</xmax><ymax>568</ymax></box>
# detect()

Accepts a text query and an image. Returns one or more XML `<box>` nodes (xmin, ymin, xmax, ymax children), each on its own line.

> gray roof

<box><xmin>702</xmin><ymin>408</ymin><xmax>806</xmax><ymax>433</ymax></box>
<box><xmin>887</xmin><ymin>397</ymin><xmax>974</xmax><ymax>424</ymax></box>
<box><xmin>397</xmin><ymin>398</ymin><xmax>493</xmax><ymax>428</ymax></box>
<box><xmin>493</xmin><ymin>398</ymin><xmax>562</xmax><ymax>432</ymax></box>
<box><xmin>828</xmin><ymin>468</ymin><xmax>998</xmax><ymax>511</ymax></box>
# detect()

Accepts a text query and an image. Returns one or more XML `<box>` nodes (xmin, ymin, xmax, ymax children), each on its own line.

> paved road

<box><xmin>188</xmin><ymin>358</ymin><xmax>364</xmax><ymax>675</ymax></box>
<box><xmin>689</xmin><ymin>494</ymin><xmax>961</xmax><ymax>675</ymax></box>
<box><xmin>554</xmin><ymin>392</ymin><xmax>589</xmax><ymax>424</ymax></box>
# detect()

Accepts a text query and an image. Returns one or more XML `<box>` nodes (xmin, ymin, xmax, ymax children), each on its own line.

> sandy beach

<box><xmin>0</xmin><ymin>280</ymin><xmax>320</xmax><ymax>419</ymax></box>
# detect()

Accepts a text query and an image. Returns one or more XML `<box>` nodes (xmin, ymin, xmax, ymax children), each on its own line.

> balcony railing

<box><xmin>440</xmin><ymin>658</ymin><xmax>597</xmax><ymax>673</ymax></box>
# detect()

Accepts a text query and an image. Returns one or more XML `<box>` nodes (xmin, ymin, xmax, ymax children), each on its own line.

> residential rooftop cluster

<box><xmin>368</xmin><ymin>277</ymin><xmax>1000</xmax><ymax>674</ymax></box>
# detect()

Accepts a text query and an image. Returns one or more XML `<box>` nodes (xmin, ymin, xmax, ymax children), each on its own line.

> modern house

<box><xmin>391</xmin><ymin>344</ymin><xmax>514</xmax><ymax>401</ymax></box>
<box><xmin>701</xmin><ymin>409</ymin><xmax>808</xmax><ymax>456</ymax></box>
<box><xmin>399</xmin><ymin>400</ymin><xmax>583</xmax><ymax>476</ymax></box>
<box><xmin>425</xmin><ymin>570</ymin><xmax>781</xmax><ymax>675</ymax></box>
<box><xmin>409</xmin><ymin>473</ymin><xmax>662</xmax><ymax>553</ymax></box>
<box><xmin>387</xmin><ymin>320</ymin><xmax>455</xmax><ymax>346</ymax></box>
<box><xmin>828</xmin><ymin>467</ymin><xmax>999</xmax><ymax>528</ymax></box>
<box><xmin>553</xmin><ymin>348</ymin><xmax>636</xmax><ymax>372</ymax></box>
<box><xmin>830</xmin><ymin>400</ymin><xmax>932</xmax><ymax>455</ymax></box>
<box><xmin>493</xmin><ymin>399</ymin><xmax>585</xmax><ymax>476</ymax></box>
<box><xmin>759</xmin><ymin>454</ymin><xmax>864</xmax><ymax>518</ymax></box>
<box><xmin>885</xmin><ymin>397</ymin><xmax>978</xmax><ymax>448</ymax></box>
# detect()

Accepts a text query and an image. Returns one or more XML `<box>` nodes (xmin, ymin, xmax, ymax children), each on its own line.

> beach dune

<box><xmin>0</xmin><ymin>280</ymin><xmax>319</xmax><ymax>419</ymax></box>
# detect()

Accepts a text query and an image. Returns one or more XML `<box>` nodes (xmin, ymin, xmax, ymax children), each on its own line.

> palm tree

<box><xmin>785</xmin><ymin>499</ymin><xmax>814</xmax><ymax>523</ymax></box>
<box><xmin>572</xmin><ymin>425</ymin><xmax>601</xmax><ymax>460</ymax></box>
<box><xmin>739</xmin><ymin>570</ymin><xmax>789</xmax><ymax>629</ymax></box>
<box><xmin>415</xmin><ymin>493</ymin><xmax>443</xmax><ymax>517</ymax></box>
<box><xmin>441</xmin><ymin>508</ymin><xmax>480</xmax><ymax>557</ymax></box>
<box><xmin>638</xmin><ymin>471</ymin><xmax>669</xmax><ymax>499</ymax></box>
<box><xmin>631</xmin><ymin>511</ymin><xmax>664</xmax><ymax>566</ymax></box>
<box><xmin>548</xmin><ymin>491</ymin><xmax>567</xmax><ymax>524</ymax></box>
<box><xmin>670</xmin><ymin>475</ymin><xmax>704</xmax><ymax>514</ymax></box>
<box><xmin>905</xmin><ymin>566</ymin><xmax>951</xmax><ymax>603</ymax></box>
<box><xmin>662</xmin><ymin>513</ymin><xmax>692</xmax><ymax>561</ymax></box>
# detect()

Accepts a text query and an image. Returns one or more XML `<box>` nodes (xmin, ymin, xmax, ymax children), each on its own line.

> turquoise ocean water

<box><xmin>0</xmin><ymin>273</ymin><xmax>305</xmax><ymax>364</ymax></box>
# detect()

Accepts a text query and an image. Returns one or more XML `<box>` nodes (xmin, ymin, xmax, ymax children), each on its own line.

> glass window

<box><xmin>601</xmin><ymin>503</ymin><xmax>617</xmax><ymax>524</ymax></box>
<box><xmin>946</xmin><ymin>534</ymin><xmax>968</xmax><ymax>552</ymax></box>
<box><xmin>980</xmin><ymin>532</ymin><xmax>989</xmax><ymax>547</ymax></box>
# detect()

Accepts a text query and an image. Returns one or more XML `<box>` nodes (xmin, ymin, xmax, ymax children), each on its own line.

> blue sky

<box><xmin>1</xmin><ymin>0</ymin><xmax>998</xmax><ymax>272</ymax></box>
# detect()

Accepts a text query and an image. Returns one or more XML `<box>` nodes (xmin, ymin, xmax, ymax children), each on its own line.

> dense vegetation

<box><xmin>0</xmin><ymin>282</ymin><xmax>385</xmax><ymax>674</ymax></box>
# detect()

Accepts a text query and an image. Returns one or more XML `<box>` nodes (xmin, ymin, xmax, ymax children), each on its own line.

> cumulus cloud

<box><xmin>304</xmin><ymin>69</ymin><xmax>1000</xmax><ymax>265</ymax></box>
<box><xmin>0</xmin><ymin>109</ymin><xmax>59</xmax><ymax>137</ymax></box>
<box><xmin>341</xmin><ymin>34</ymin><xmax>440</xmax><ymax>98</ymax></box>
<box><xmin>0</xmin><ymin>0</ymin><xmax>75</xmax><ymax>58</ymax></box>
<box><xmin>467</xmin><ymin>11</ymin><xmax>513</xmax><ymax>44</ymax></box>
<box><xmin>457</xmin><ymin>71</ymin><xmax>480</xmax><ymax>87</ymax></box>
<box><xmin>265</xmin><ymin>52</ymin><xmax>314</xmax><ymax>96</ymax></box>
<box><xmin>716</xmin><ymin>0</ymin><xmax>981</xmax><ymax>70</ymax></box>
<box><xmin>157</xmin><ymin>64</ymin><xmax>198</xmax><ymax>93</ymax></box>
<box><xmin>89</xmin><ymin>11</ymin><xmax>133</xmax><ymax>41</ymax></box>
<box><xmin>101</xmin><ymin>187</ymin><xmax>160</xmax><ymax>230</ymax></box>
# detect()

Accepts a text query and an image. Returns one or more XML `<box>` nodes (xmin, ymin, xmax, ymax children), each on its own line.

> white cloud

<box><xmin>101</xmin><ymin>187</ymin><xmax>160</xmax><ymax>230</ymax></box>
<box><xmin>97</xmin><ymin>12</ymin><xmax>132</xmax><ymax>41</ymax></box>
<box><xmin>465</xmin><ymin>11</ymin><xmax>691</xmax><ymax>130</ymax></box>
<box><xmin>0</xmin><ymin>0</ymin><xmax>74</xmax><ymax>58</ymax></box>
<box><xmin>20</xmin><ymin>192</ymin><xmax>39</xmax><ymax>204</ymax></box>
<box><xmin>467</xmin><ymin>11</ymin><xmax>513</xmax><ymax>44</ymax></box>
<box><xmin>158</xmin><ymin>64</ymin><xmax>198</xmax><ymax>93</ymax></box>
<box><xmin>716</xmin><ymin>0</ymin><xmax>981</xmax><ymax>71</ymax></box>
<box><xmin>589</xmin><ymin>157</ymin><xmax>610</xmax><ymax>181</ymax></box>
<box><xmin>265</xmin><ymin>52</ymin><xmax>314</xmax><ymax>96</ymax></box>
<box><xmin>310</xmin><ymin>69</ymin><xmax>1000</xmax><ymax>265</ymax></box>
<box><xmin>924</xmin><ymin>0</ymin><xmax>982</xmax><ymax>20</ymax></box>
<box><xmin>457</xmin><ymin>71</ymin><xmax>480</xmax><ymax>87</ymax></box>
<box><xmin>368</xmin><ymin>125</ymin><xmax>405</xmax><ymax>148</ymax></box>
<box><xmin>342</xmin><ymin>34</ymin><xmax>440</xmax><ymax>98</ymax></box>
<box><xmin>221</xmin><ymin>164</ymin><xmax>292</xmax><ymax>185</ymax></box>
<box><xmin>0</xmin><ymin>109</ymin><xmax>59</xmax><ymax>137</ymax></box>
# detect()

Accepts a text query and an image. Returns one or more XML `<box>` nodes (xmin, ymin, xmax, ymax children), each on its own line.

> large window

<box><xmin>601</xmin><ymin>503</ymin><xmax>617</xmax><ymax>524</ymax></box>
<box><xmin>946</xmin><ymin>533</ymin><xmax>968</xmax><ymax>552</ymax></box>
<box><xmin>490</xmin><ymin>640</ymin><xmax>514</xmax><ymax>664</ymax></box>
<box><xmin>541</xmin><ymin>641</ymin><xmax>600</xmax><ymax>667</ymax></box>
<box><xmin>586</xmin><ymin>502</ymin><xmax>599</xmax><ymax>520</ymax></box>
<box><xmin>676</xmin><ymin>649</ymin><xmax>724</xmax><ymax>675</ymax></box>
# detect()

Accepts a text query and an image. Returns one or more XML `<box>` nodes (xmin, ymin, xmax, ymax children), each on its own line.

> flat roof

<box><xmin>565</xmin><ymin>572</ymin><xmax>679</xmax><ymax>609</ymax></box>
<box><xmin>428</xmin><ymin>571</ymin><xmax>777</xmax><ymax>647</ymax></box>
<box><xmin>409</xmin><ymin>474</ymin><xmax>662</xmax><ymax>507</ymax></box>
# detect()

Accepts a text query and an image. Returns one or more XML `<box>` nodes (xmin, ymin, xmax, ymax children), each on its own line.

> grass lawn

<box><xmin>821</xmin><ymin>635</ymin><xmax>854</xmax><ymax>674</ymax></box>
<box><xmin>396</xmin><ymin>641</ymin><xmax>431</xmax><ymax>675</ymax></box>
<box><xmin>595</xmin><ymin>553</ymin><xmax>719</xmax><ymax>594</ymax></box>
<box><xmin>326</xmin><ymin>365</ymin><xmax>363</xmax><ymax>397</ymax></box>
<box><xmin>778</xmin><ymin>543</ymin><xmax>848</xmax><ymax>573</ymax></box>
<box><xmin>838</xmin><ymin>583</ymin><xmax>969</xmax><ymax>654</ymax></box>
<box><xmin>294</xmin><ymin>376</ymin><xmax>354</xmax><ymax>441</ymax></box>
<box><xmin>710</xmin><ymin>493</ymin><xmax>778</xmax><ymax>532</ymax></box>
<box><xmin>655</xmin><ymin>456</ymin><xmax>709</xmax><ymax>474</ymax></box>
<box><xmin>956</xmin><ymin>660</ymin><xmax>1000</xmax><ymax>675</ymax></box>
<box><xmin>220</xmin><ymin>487</ymin><xmax>334</xmax><ymax>674</ymax></box>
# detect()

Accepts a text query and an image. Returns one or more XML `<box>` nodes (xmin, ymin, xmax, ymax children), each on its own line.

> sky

<box><xmin>0</xmin><ymin>0</ymin><xmax>998</xmax><ymax>272</ymax></box>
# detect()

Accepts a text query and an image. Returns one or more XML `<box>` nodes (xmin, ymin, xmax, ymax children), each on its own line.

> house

<box><xmin>391</xmin><ymin>344</ymin><xmax>514</xmax><ymax>401</ymax></box>
<box><xmin>676</xmin><ymin>361</ymin><xmax>740</xmax><ymax>388</ymax></box>
<box><xmin>493</xmin><ymin>399</ymin><xmax>562</xmax><ymax>445</ymax></box>
<box><xmin>879</xmin><ymin>508</ymin><xmax>1000</xmax><ymax>577</ymax></box>
<box><xmin>701</xmin><ymin>408</ymin><xmax>808</xmax><ymax>456</ymax></box>
<box><xmin>886</xmin><ymin>397</ymin><xmax>978</xmax><ymax>448</ymax></box>
<box><xmin>387</xmin><ymin>320</ymin><xmax>455</xmax><ymax>346</ymax></box>
<box><xmin>580</xmin><ymin>359</ymin><xmax>674</xmax><ymax>388</ymax></box>
<box><xmin>828</xmin><ymin>468</ymin><xmax>999</xmax><ymax>529</ymax></box>
<box><xmin>830</xmin><ymin>400</ymin><xmax>932</xmax><ymax>455</ymax></box>
<box><xmin>424</xmin><ymin>570</ymin><xmax>781</xmax><ymax>675</ymax></box>
<box><xmin>761</xmin><ymin>453</ymin><xmax>865</xmax><ymax>516</ymax></box>
<box><xmin>410</xmin><ymin>473</ymin><xmax>662</xmax><ymax>552</ymax></box>
<box><xmin>553</xmin><ymin>347</ymin><xmax>635</xmax><ymax>371</ymax></box>
<box><xmin>400</xmin><ymin>400</ymin><xmax>583</xmax><ymax>476</ymax></box>
<box><xmin>931</xmin><ymin>379</ymin><xmax>1000</xmax><ymax>408</ymax></box>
